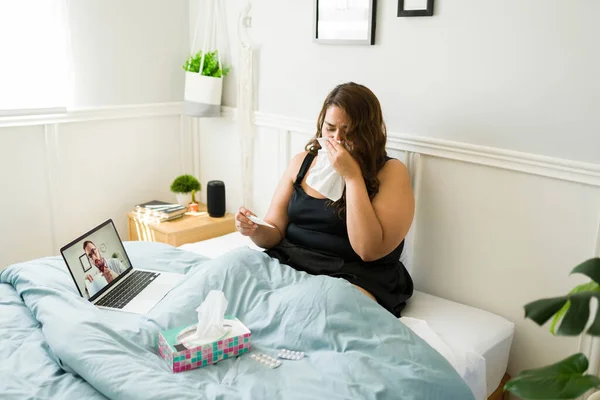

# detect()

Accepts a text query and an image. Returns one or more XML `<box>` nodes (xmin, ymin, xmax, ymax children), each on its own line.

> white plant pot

<box><xmin>184</xmin><ymin>71</ymin><xmax>223</xmax><ymax>117</ymax></box>
<box><xmin>175</xmin><ymin>192</ymin><xmax>192</xmax><ymax>206</ymax></box>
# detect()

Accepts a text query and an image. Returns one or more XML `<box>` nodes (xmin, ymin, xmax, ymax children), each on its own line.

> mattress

<box><xmin>402</xmin><ymin>291</ymin><xmax>514</xmax><ymax>397</ymax></box>
<box><xmin>180</xmin><ymin>232</ymin><xmax>514</xmax><ymax>398</ymax></box>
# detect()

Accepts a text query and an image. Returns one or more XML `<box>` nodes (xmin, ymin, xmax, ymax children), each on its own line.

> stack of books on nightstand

<box><xmin>134</xmin><ymin>200</ymin><xmax>187</xmax><ymax>223</ymax></box>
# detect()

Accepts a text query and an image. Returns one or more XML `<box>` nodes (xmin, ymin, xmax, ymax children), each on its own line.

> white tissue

<box><xmin>195</xmin><ymin>290</ymin><xmax>229</xmax><ymax>339</ymax></box>
<box><xmin>306</xmin><ymin>148</ymin><xmax>345</xmax><ymax>201</ymax></box>
<box><xmin>178</xmin><ymin>290</ymin><xmax>230</xmax><ymax>346</ymax></box>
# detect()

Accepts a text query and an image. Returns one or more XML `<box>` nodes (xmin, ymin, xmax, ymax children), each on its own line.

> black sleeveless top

<box><xmin>266</xmin><ymin>153</ymin><xmax>414</xmax><ymax>317</ymax></box>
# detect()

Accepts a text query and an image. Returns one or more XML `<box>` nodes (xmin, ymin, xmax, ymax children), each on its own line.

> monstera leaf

<box><xmin>549</xmin><ymin>282</ymin><xmax>600</xmax><ymax>335</ymax></box>
<box><xmin>525</xmin><ymin>258</ymin><xmax>600</xmax><ymax>336</ymax></box>
<box><xmin>504</xmin><ymin>258</ymin><xmax>600</xmax><ymax>398</ymax></box>
<box><xmin>504</xmin><ymin>353</ymin><xmax>600</xmax><ymax>399</ymax></box>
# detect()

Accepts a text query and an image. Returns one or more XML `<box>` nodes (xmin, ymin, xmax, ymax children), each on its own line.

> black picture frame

<box><xmin>79</xmin><ymin>254</ymin><xmax>92</xmax><ymax>273</ymax></box>
<box><xmin>398</xmin><ymin>0</ymin><xmax>434</xmax><ymax>17</ymax></box>
<box><xmin>314</xmin><ymin>0</ymin><xmax>377</xmax><ymax>45</ymax></box>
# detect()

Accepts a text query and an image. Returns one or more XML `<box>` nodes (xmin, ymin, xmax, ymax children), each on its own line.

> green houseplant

<box><xmin>504</xmin><ymin>257</ymin><xmax>600</xmax><ymax>399</ymax></box>
<box><xmin>171</xmin><ymin>174</ymin><xmax>201</xmax><ymax>206</ymax></box>
<box><xmin>183</xmin><ymin>50</ymin><xmax>230</xmax><ymax>77</ymax></box>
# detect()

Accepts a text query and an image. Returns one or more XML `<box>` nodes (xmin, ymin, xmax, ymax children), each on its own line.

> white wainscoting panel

<box><xmin>51</xmin><ymin>115</ymin><xmax>185</xmax><ymax>246</ymax></box>
<box><xmin>196</xmin><ymin>117</ymin><xmax>243</xmax><ymax>213</ymax></box>
<box><xmin>0</xmin><ymin>125</ymin><xmax>55</xmax><ymax>268</ymax></box>
<box><xmin>410</xmin><ymin>156</ymin><xmax>600</xmax><ymax>375</ymax></box>
<box><xmin>251</xmin><ymin>126</ymin><xmax>283</xmax><ymax>218</ymax></box>
<box><xmin>0</xmin><ymin>105</ymin><xmax>193</xmax><ymax>269</ymax></box>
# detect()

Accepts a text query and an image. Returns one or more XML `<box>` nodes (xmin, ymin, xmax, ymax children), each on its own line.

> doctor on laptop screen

<box><xmin>82</xmin><ymin>241</ymin><xmax>127</xmax><ymax>297</ymax></box>
<box><xmin>61</xmin><ymin>222</ymin><xmax>132</xmax><ymax>300</ymax></box>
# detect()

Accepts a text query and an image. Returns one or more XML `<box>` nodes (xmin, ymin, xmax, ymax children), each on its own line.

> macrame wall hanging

<box><xmin>237</xmin><ymin>2</ymin><xmax>255</xmax><ymax>209</ymax></box>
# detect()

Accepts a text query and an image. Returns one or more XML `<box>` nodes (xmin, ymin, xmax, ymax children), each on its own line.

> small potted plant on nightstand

<box><xmin>171</xmin><ymin>174</ymin><xmax>201</xmax><ymax>206</ymax></box>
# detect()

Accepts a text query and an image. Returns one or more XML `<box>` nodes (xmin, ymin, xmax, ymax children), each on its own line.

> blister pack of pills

<box><xmin>278</xmin><ymin>349</ymin><xmax>304</xmax><ymax>360</ymax></box>
<box><xmin>249</xmin><ymin>353</ymin><xmax>282</xmax><ymax>368</ymax></box>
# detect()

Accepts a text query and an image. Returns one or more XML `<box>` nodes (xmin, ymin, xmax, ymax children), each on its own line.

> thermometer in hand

<box><xmin>248</xmin><ymin>215</ymin><xmax>275</xmax><ymax>229</ymax></box>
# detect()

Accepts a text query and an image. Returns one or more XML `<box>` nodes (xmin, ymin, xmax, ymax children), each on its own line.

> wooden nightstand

<box><xmin>127</xmin><ymin>203</ymin><xmax>235</xmax><ymax>247</ymax></box>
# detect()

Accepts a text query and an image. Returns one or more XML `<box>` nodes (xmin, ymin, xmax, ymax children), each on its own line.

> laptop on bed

<box><xmin>60</xmin><ymin>219</ymin><xmax>183</xmax><ymax>314</ymax></box>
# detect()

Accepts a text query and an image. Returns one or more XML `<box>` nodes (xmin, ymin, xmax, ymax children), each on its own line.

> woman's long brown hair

<box><xmin>305</xmin><ymin>82</ymin><xmax>388</xmax><ymax>216</ymax></box>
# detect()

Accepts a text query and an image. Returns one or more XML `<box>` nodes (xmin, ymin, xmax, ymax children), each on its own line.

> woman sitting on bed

<box><xmin>235</xmin><ymin>82</ymin><xmax>415</xmax><ymax>317</ymax></box>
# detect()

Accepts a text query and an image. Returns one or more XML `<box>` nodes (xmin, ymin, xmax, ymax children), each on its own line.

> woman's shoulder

<box><xmin>283</xmin><ymin>151</ymin><xmax>312</xmax><ymax>180</ymax></box>
<box><xmin>291</xmin><ymin>150</ymin><xmax>311</xmax><ymax>164</ymax></box>
<box><xmin>378</xmin><ymin>157</ymin><xmax>410</xmax><ymax>184</ymax></box>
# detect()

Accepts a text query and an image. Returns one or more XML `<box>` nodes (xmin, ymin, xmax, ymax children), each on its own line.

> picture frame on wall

<box><xmin>79</xmin><ymin>254</ymin><xmax>92</xmax><ymax>273</ymax></box>
<box><xmin>398</xmin><ymin>0</ymin><xmax>434</xmax><ymax>17</ymax></box>
<box><xmin>314</xmin><ymin>0</ymin><xmax>377</xmax><ymax>45</ymax></box>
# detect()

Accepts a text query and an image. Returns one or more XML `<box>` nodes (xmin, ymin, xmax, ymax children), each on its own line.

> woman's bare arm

<box><xmin>236</xmin><ymin>152</ymin><xmax>307</xmax><ymax>249</ymax></box>
<box><xmin>344</xmin><ymin>160</ymin><xmax>415</xmax><ymax>261</ymax></box>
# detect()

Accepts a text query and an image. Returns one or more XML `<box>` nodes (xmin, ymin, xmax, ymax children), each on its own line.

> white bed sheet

<box><xmin>402</xmin><ymin>292</ymin><xmax>514</xmax><ymax>398</ymax></box>
<box><xmin>180</xmin><ymin>232</ymin><xmax>514</xmax><ymax>399</ymax></box>
<box><xmin>400</xmin><ymin>316</ymin><xmax>487</xmax><ymax>400</ymax></box>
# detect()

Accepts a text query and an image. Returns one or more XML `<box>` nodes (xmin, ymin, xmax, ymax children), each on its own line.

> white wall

<box><xmin>0</xmin><ymin>1</ymin><xmax>192</xmax><ymax>269</ymax></box>
<box><xmin>67</xmin><ymin>0</ymin><xmax>189</xmax><ymax>107</ymax></box>
<box><xmin>214</xmin><ymin>0</ymin><xmax>599</xmax><ymax>164</ymax></box>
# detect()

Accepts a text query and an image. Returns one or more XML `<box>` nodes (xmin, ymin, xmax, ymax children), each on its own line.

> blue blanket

<box><xmin>0</xmin><ymin>242</ymin><xmax>474</xmax><ymax>400</ymax></box>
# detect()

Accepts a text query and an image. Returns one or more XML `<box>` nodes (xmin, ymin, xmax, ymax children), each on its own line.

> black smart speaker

<box><xmin>207</xmin><ymin>180</ymin><xmax>226</xmax><ymax>217</ymax></box>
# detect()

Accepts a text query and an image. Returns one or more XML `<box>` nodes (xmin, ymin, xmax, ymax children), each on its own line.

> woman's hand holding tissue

<box><xmin>324</xmin><ymin>138</ymin><xmax>361</xmax><ymax>181</ymax></box>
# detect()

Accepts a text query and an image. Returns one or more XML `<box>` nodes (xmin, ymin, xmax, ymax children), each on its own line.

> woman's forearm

<box><xmin>250</xmin><ymin>225</ymin><xmax>283</xmax><ymax>249</ymax></box>
<box><xmin>345</xmin><ymin>176</ymin><xmax>384</xmax><ymax>261</ymax></box>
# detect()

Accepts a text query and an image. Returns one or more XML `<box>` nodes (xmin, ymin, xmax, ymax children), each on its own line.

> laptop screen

<box><xmin>61</xmin><ymin>220</ymin><xmax>132</xmax><ymax>301</ymax></box>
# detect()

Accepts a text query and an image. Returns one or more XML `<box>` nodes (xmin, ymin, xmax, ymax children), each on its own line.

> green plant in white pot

<box><xmin>170</xmin><ymin>175</ymin><xmax>201</xmax><ymax>206</ymax></box>
<box><xmin>504</xmin><ymin>257</ymin><xmax>600</xmax><ymax>399</ymax></box>
<box><xmin>183</xmin><ymin>50</ymin><xmax>230</xmax><ymax>117</ymax></box>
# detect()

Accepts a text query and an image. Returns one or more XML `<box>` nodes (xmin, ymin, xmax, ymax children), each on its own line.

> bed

<box><xmin>180</xmin><ymin>232</ymin><xmax>515</xmax><ymax>400</ymax></box>
<box><xmin>0</xmin><ymin>235</ymin><xmax>512</xmax><ymax>400</ymax></box>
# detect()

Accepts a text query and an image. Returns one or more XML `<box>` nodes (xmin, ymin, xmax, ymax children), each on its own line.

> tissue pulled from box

<box><xmin>178</xmin><ymin>290</ymin><xmax>231</xmax><ymax>347</ymax></box>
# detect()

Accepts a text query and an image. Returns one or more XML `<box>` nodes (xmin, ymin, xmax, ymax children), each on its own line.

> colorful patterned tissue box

<box><xmin>158</xmin><ymin>316</ymin><xmax>252</xmax><ymax>373</ymax></box>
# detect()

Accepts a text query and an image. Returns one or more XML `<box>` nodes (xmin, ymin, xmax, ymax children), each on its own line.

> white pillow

<box><xmin>179</xmin><ymin>232</ymin><xmax>262</xmax><ymax>259</ymax></box>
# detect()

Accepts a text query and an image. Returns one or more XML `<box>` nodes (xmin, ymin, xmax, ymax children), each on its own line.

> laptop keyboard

<box><xmin>95</xmin><ymin>270</ymin><xmax>160</xmax><ymax>309</ymax></box>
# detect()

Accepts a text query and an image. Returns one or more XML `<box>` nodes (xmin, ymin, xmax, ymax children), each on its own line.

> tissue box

<box><xmin>158</xmin><ymin>316</ymin><xmax>252</xmax><ymax>373</ymax></box>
